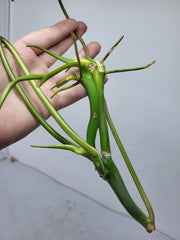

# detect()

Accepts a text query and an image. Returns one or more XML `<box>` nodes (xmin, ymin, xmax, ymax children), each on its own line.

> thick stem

<box><xmin>105</xmin><ymin>100</ymin><xmax>155</xmax><ymax>222</ymax></box>
<box><xmin>79</xmin><ymin>66</ymin><xmax>106</xmax><ymax>176</ymax></box>
<box><xmin>80</xmin><ymin>68</ymin><xmax>99</xmax><ymax>147</ymax></box>
<box><xmin>103</xmin><ymin>156</ymin><xmax>155</xmax><ymax>233</ymax></box>
<box><xmin>92</xmin><ymin>62</ymin><xmax>155</xmax><ymax>232</ymax></box>
<box><xmin>92</xmin><ymin>65</ymin><xmax>111</xmax><ymax>153</ymax></box>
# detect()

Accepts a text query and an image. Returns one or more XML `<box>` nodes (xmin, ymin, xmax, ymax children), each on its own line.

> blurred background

<box><xmin>1</xmin><ymin>0</ymin><xmax>180</xmax><ymax>239</ymax></box>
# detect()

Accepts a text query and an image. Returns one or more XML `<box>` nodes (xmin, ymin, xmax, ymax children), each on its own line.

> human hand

<box><xmin>0</xmin><ymin>19</ymin><xmax>101</xmax><ymax>148</ymax></box>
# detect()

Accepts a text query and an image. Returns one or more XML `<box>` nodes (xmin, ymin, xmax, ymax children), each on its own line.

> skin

<box><xmin>0</xmin><ymin>19</ymin><xmax>101</xmax><ymax>149</ymax></box>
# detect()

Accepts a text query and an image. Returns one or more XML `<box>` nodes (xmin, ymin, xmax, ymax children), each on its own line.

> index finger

<box><xmin>18</xmin><ymin>19</ymin><xmax>80</xmax><ymax>55</ymax></box>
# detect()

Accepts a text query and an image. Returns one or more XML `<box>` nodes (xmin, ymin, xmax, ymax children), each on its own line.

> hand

<box><xmin>0</xmin><ymin>19</ymin><xmax>101</xmax><ymax>149</ymax></box>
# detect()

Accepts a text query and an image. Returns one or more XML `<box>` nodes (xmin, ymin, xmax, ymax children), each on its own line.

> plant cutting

<box><xmin>0</xmin><ymin>0</ymin><xmax>156</xmax><ymax>233</ymax></box>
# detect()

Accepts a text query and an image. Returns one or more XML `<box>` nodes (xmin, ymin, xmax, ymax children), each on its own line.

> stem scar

<box><xmin>88</xmin><ymin>63</ymin><xmax>95</xmax><ymax>72</ymax></box>
<box><xmin>93</xmin><ymin>112</ymin><xmax>98</xmax><ymax>118</ymax></box>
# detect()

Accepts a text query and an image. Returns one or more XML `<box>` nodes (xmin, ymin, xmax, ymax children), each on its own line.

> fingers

<box><xmin>38</xmin><ymin>21</ymin><xmax>88</xmax><ymax>68</ymax></box>
<box><xmin>19</xmin><ymin>19</ymin><xmax>87</xmax><ymax>55</ymax></box>
<box><xmin>12</xmin><ymin>19</ymin><xmax>87</xmax><ymax>75</ymax></box>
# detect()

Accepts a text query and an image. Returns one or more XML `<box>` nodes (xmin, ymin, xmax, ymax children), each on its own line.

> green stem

<box><xmin>71</xmin><ymin>32</ymin><xmax>83</xmax><ymax>79</ymax></box>
<box><xmin>51</xmin><ymin>75</ymin><xmax>76</xmax><ymax>90</ymax></box>
<box><xmin>57</xmin><ymin>0</ymin><xmax>90</xmax><ymax>58</ymax></box>
<box><xmin>37</xmin><ymin>62</ymin><xmax>77</xmax><ymax>87</ymax></box>
<box><xmin>31</xmin><ymin>144</ymin><xmax>88</xmax><ymax>156</ymax></box>
<box><xmin>93</xmin><ymin>65</ymin><xmax>111</xmax><ymax>152</ymax></box>
<box><xmin>106</xmin><ymin>61</ymin><xmax>156</xmax><ymax>74</ymax></box>
<box><xmin>51</xmin><ymin>81</ymin><xmax>79</xmax><ymax>98</ymax></box>
<box><xmin>92</xmin><ymin>62</ymin><xmax>155</xmax><ymax>232</ymax></box>
<box><xmin>102</xmin><ymin>155</ymin><xmax>155</xmax><ymax>233</ymax></box>
<box><xmin>80</xmin><ymin>69</ymin><xmax>99</xmax><ymax>147</ymax></box>
<box><xmin>27</xmin><ymin>45</ymin><xmax>75</xmax><ymax>63</ymax></box>
<box><xmin>105</xmin><ymin>100</ymin><xmax>155</xmax><ymax>221</ymax></box>
<box><xmin>78</xmin><ymin>65</ymin><xmax>106</xmax><ymax>175</ymax></box>
<box><xmin>0</xmin><ymin>74</ymin><xmax>43</xmax><ymax>106</ymax></box>
<box><xmin>100</xmin><ymin>35</ymin><xmax>124</xmax><ymax>64</ymax></box>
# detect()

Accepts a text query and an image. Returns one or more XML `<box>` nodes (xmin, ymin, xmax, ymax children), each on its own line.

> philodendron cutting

<box><xmin>0</xmin><ymin>0</ymin><xmax>156</xmax><ymax>232</ymax></box>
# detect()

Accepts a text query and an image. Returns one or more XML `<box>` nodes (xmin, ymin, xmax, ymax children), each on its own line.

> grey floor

<box><xmin>0</xmin><ymin>156</ymin><xmax>173</xmax><ymax>240</ymax></box>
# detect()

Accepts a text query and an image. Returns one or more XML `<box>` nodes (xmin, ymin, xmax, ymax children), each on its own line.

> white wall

<box><xmin>9</xmin><ymin>0</ymin><xmax>180</xmax><ymax>239</ymax></box>
<box><xmin>0</xmin><ymin>0</ymin><xmax>10</xmax><ymax>39</ymax></box>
